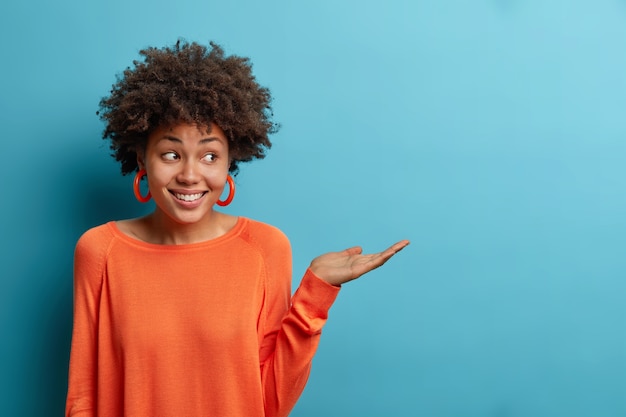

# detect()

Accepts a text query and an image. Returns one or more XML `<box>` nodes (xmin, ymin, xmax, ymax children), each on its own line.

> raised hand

<box><xmin>309</xmin><ymin>240</ymin><xmax>410</xmax><ymax>286</ymax></box>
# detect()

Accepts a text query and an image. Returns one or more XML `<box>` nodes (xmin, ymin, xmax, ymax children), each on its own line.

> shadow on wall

<box><xmin>17</xmin><ymin>136</ymin><xmax>148</xmax><ymax>416</ymax></box>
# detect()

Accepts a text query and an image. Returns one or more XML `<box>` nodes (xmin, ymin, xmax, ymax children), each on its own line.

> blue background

<box><xmin>2</xmin><ymin>0</ymin><xmax>626</xmax><ymax>416</ymax></box>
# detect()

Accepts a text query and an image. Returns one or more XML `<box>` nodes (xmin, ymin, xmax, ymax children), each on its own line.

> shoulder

<box><xmin>73</xmin><ymin>223</ymin><xmax>118</xmax><ymax>288</ymax></box>
<box><xmin>242</xmin><ymin>218</ymin><xmax>290</xmax><ymax>246</ymax></box>
<box><xmin>74</xmin><ymin>222</ymin><xmax>117</xmax><ymax>261</ymax></box>
<box><xmin>244</xmin><ymin>218</ymin><xmax>289</xmax><ymax>240</ymax></box>
<box><xmin>240</xmin><ymin>217</ymin><xmax>291</xmax><ymax>254</ymax></box>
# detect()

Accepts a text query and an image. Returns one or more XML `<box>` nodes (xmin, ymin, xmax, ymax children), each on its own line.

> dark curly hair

<box><xmin>98</xmin><ymin>40</ymin><xmax>279</xmax><ymax>175</ymax></box>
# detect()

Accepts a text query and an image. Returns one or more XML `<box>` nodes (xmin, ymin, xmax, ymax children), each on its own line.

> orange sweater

<box><xmin>66</xmin><ymin>217</ymin><xmax>340</xmax><ymax>417</ymax></box>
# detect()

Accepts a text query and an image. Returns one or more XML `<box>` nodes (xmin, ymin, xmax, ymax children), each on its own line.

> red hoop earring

<box><xmin>216</xmin><ymin>175</ymin><xmax>235</xmax><ymax>207</ymax></box>
<box><xmin>133</xmin><ymin>169</ymin><xmax>152</xmax><ymax>203</ymax></box>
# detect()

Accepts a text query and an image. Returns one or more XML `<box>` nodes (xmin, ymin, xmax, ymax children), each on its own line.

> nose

<box><xmin>176</xmin><ymin>159</ymin><xmax>201</xmax><ymax>184</ymax></box>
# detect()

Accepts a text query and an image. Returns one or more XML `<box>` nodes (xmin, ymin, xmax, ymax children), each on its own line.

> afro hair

<box><xmin>98</xmin><ymin>40</ymin><xmax>279</xmax><ymax>175</ymax></box>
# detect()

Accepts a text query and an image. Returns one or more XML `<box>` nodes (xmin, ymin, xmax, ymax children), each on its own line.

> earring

<box><xmin>133</xmin><ymin>169</ymin><xmax>152</xmax><ymax>203</ymax></box>
<box><xmin>216</xmin><ymin>175</ymin><xmax>235</xmax><ymax>207</ymax></box>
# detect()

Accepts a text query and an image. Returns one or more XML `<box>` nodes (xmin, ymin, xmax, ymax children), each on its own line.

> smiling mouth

<box><xmin>171</xmin><ymin>191</ymin><xmax>207</xmax><ymax>202</ymax></box>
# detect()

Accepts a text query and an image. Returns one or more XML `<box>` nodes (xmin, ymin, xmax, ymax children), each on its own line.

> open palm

<box><xmin>309</xmin><ymin>240</ymin><xmax>410</xmax><ymax>286</ymax></box>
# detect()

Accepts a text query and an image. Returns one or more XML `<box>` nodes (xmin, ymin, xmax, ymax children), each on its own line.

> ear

<box><xmin>136</xmin><ymin>148</ymin><xmax>146</xmax><ymax>171</ymax></box>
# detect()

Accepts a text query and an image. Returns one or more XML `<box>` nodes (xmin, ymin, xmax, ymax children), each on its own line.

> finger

<box><xmin>343</xmin><ymin>246</ymin><xmax>363</xmax><ymax>256</ymax></box>
<box><xmin>345</xmin><ymin>240</ymin><xmax>410</xmax><ymax>280</ymax></box>
<box><xmin>389</xmin><ymin>240</ymin><xmax>410</xmax><ymax>253</ymax></box>
<box><xmin>365</xmin><ymin>240</ymin><xmax>411</xmax><ymax>268</ymax></box>
<box><xmin>372</xmin><ymin>240</ymin><xmax>410</xmax><ymax>260</ymax></box>
<box><xmin>351</xmin><ymin>254</ymin><xmax>392</xmax><ymax>276</ymax></box>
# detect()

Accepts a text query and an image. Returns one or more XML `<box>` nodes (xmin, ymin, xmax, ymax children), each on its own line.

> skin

<box><xmin>118</xmin><ymin>122</ymin><xmax>409</xmax><ymax>286</ymax></box>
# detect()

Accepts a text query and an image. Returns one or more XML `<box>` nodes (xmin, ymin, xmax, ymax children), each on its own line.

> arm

<box><xmin>260</xmin><ymin>268</ymin><xmax>339</xmax><ymax>417</ymax></box>
<box><xmin>250</xmin><ymin>226</ymin><xmax>337</xmax><ymax>417</ymax></box>
<box><xmin>256</xmin><ymin>227</ymin><xmax>408</xmax><ymax>417</ymax></box>
<box><xmin>65</xmin><ymin>231</ymin><xmax>106</xmax><ymax>417</ymax></box>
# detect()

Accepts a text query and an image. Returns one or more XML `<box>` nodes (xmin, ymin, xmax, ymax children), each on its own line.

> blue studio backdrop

<box><xmin>1</xmin><ymin>1</ymin><xmax>626</xmax><ymax>416</ymax></box>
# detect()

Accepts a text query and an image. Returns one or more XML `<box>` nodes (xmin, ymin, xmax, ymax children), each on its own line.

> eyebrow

<box><xmin>160</xmin><ymin>135</ymin><xmax>222</xmax><ymax>144</ymax></box>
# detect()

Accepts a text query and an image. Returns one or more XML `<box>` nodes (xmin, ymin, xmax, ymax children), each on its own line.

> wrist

<box><xmin>308</xmin><ymin>264</ymin><xmax>342</xmax><ymax>287</ymax></box>
<box><xmin>308</xmin><ymin>266</ymin><xmax>342</xmax><ymax>288</ymax></box>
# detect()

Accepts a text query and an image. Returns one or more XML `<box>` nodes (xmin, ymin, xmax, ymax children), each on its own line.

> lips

<box><xmin>170</xmin><ymin>191</ymin><xmax>207</xmax><ymax>202</ymax></box>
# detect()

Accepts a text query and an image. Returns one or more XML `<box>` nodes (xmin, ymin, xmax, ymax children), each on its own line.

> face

<box><xmin>138</xmin><ymin>122</ymin><xmax>230</xmax><ymax>226</ymax></box>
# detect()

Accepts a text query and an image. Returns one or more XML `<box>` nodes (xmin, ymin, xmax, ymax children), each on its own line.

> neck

<box><xmin>144</xmin><ymin>209</ymin><xmax>229</xmax><ymax>245</ymax></box>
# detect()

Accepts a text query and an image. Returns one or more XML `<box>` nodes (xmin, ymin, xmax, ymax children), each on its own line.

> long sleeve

<box><xmin>64</xmin><ymin>218</ymin><xmax>339</xmax><ymax>417</ymax></box>
<box><xmin>65</xmin><ymin>230</ymin><xmax>107</xmax><ymax>417</ymax></box>
<box><xmin>254</xmin><ymin>228</ymin><xmax>340</xmax><ymax>417</ymax></box>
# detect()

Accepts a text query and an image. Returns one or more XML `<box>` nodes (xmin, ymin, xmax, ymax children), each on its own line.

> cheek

<box><xmin>144</xmin><ymin>165</ymin><xmax>173</xmax><ymax>187</ymax></box>
<box><xmin>209</xmin><ymin>170</ymin><xmax>229</xmax><ymax>186</ymax></box>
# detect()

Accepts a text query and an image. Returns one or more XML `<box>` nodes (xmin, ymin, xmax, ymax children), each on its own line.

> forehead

<box><xmin>149</xmin><ymin>122</ymin><xmax>228</xmax><ymax>145</ymax></box>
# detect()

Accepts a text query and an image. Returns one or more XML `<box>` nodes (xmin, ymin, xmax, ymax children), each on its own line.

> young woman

<box><xmin>66</xmin><ymin>40</ymin><xmax>409</xmax><ymax>417</ymax></box>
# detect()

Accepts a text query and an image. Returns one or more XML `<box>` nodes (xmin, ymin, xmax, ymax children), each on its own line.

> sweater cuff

<box><xmin>292</xmin><ymin>269</ymin><xmax>341</xmax><ymax>322</ymax></box>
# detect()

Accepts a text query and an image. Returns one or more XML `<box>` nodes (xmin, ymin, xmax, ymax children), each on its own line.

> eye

<box><xmin>202</xmin><ymin>153</ymin><xmax>217</xmax><ymax>163</ymax></box>
<box><xmin>162</xmin><ymin>151</ymin><xmax>179</xmax><ymax>161</ymax></box>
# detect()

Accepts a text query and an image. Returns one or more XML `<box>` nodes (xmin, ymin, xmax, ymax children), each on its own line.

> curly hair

<box><xmin>98</xmin><ymin>40</ymin><xmax>279</xmax><ymax>175</ymax></box>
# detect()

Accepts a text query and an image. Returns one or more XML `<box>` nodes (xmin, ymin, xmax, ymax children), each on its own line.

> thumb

<box><xmin>343</xmin><ymin>246</ymin><xmax>363</xmax><ymax>256</ymax></box>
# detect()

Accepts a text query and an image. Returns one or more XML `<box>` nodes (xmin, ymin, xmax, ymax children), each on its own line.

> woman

<box><xmin>66</xmin><ymin>40</ymin><xmax>409</xmax><ymax>417</ymax></box>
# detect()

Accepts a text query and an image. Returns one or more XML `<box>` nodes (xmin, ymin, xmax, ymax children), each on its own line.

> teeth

<box><xmin>174</xmin><ymin>192</ymin><xmax>204</xmax><ymax>202</ymax></box>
